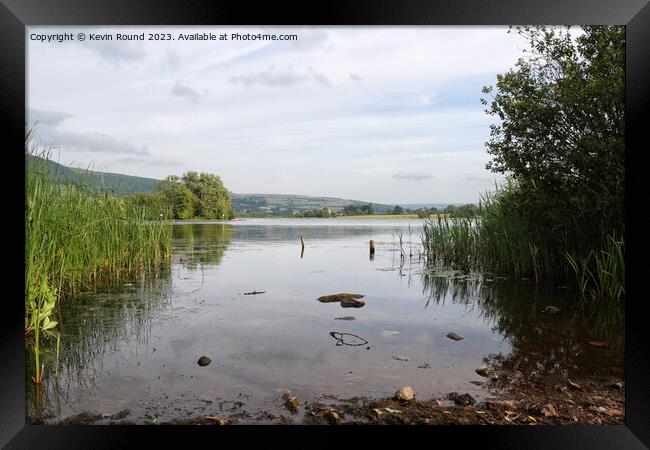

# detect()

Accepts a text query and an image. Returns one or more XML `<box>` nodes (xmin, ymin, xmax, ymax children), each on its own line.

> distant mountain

<box><xmin>231</xmin><ymin>193</ymin><xmax>395</xmax><ymax>214</ymax></box>
<box><xmin>26</xmin><ymin>155</ymin><xmax>456</xmax><ymax>212</ymax></box>
<box><xmin>26</xmin><ymin>155</ymin><xmax>159</xmax><ymax>195</ymax></box>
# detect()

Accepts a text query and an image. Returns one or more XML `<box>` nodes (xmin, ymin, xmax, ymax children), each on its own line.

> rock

<box><xmin>448</xmin><ymin>392</ymin><xmax>475</xmax><ymax>406</ymax></box>
<box><xmin>475</xmin><ymin>365</ymin><xmax>490</xmax><ymax>377</ymax></box>
<box><xmin>394</xmin><ymin>386</ymin><xmax>415</xmax><ymax>402</ymax></box>
<box><xmin>608</xmin><ymin>381</ymin><xmax>624</xmax><ymax>390</ymax></box>
<box><xmin>446</xmin><ymin>332</ymin><xmax>464</xmax><ymax>341</ymax></box>
<box><xmin>326</xmin><ymin>411</ymin><xmax>340</xmax><ymax>425</ymax></box>
<box><xmin>391</xmin><ymin>356</ymin><xmax>409</xmax><ymax>362</ymax></box>
<box><xmin>197</xmin><ymin>356</ymin><xmax>211</xmax><ymax>367</ymax></box>
<box><xmin>243</xmin><ymin>291</ymin><xmax>266</xmax><ymax>295</ymax></box>
<box><xmin>340</xmin><ymin>297</ymin><xmax>365</xmax><ymax>308</ymax></box>
<box><xmin>542</xmin><ymin>305</ymin><xmax>561</xmax><ymax>314</ymax></box>
<box><xmin>469</xmin><ymin>380</ymin><xmax>484</xmax><ymax>386</ymax></box>
<box><xmin>283</xmin><ymin>395</ymin><xmax>300</xmax><ymax>413</ymax></box>
<box><xmin>318</xmin><ymin>293</ymin><xmax>364</xmax><ymax>303</ymax></box>
<box><xmin>334</xmin><ymin>316</ymin><xmax>356</xmax><ymax>320</ymax></box>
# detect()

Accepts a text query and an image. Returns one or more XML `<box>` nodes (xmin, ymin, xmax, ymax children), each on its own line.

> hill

<box><xmin>26</xmin><ymin>155</ymin><xmax>159</xmax><ymax>195</ymax></box>
<box><xmin>26</xmin><ymin>156</ymin><xmax>456</xmax><ymax>214</ymax></box>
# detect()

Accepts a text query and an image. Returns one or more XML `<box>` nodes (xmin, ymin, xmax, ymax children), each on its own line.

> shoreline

<box><xmin>30</xmin><ymin>361</ymin><xmax>624</xmax><ymax>425</ymax></box>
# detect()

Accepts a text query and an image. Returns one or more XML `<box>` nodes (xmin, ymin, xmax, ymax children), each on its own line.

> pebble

<box><xmin>197</xmin><ymin>356</ymin><xmax>211</xmax><ymax>367</ymax></box>
<box><xmin>446</xmin><ymin>332</ymin><xmax>464</xmax><ymax>341</ymax></box>
<box><xmin>476</xmin><ymin>365</ymin><xmax>490</xmax><ymax>377</ymax></box>
<box><xmin>326</xmin><ymin>411</ymin><xmax>340</xmax><ymax>424</ymax></box>
<box><xmin>394</xmin><ymin>386</ymin><xmax>415</xmax><ymax>402</ymax></box>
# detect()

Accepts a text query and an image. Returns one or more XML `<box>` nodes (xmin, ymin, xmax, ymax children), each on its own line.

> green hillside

<box><xmin>26</xmin><ymin>155</ymin><xmax>159</xmax><ymax>195</ymax></box>
<box><xmin>26</xmin><ymin>155</ymin><xmax>454</xmax><ymax>215</ymax></box>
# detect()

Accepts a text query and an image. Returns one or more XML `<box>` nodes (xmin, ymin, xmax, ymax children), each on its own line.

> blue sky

<box><xmin>27</xmin><ymin>26</ymin><xmax>530</xmax><ymax>204</ymax></box>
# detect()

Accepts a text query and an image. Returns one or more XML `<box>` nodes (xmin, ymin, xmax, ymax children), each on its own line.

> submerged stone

<box><xmin>318</xmin><ymin>293</ymin><xmax>364</xmax><ymax>303</ymax></box>
<box><xmin>446</xmin><ymin>332</ymin><xmax>464</xmax><ymax>341</ymax></box>
<box><xmin>542</xmin><ymin>305</ymin><xmax>561</xmax><ymax>314</ymax></box>
<box><xmin>318</xmin><ymin>293</ymin><xmax>366</xmax><ymax>308</ymax></box>
<box><xmin>197</xmin><ymin>356</ymin><xmax>211</xmax><ymax>367</ymax></box>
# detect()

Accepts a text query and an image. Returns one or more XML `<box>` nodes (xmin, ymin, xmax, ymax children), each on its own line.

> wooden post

<box><xmin>300</xmin><ymin>236</ymin><xmax>305</xmax><ymax>258</ymax></box>
<box><xmin>369</xmin><ymin>240</ymin><xmax>375</xmax><ymax>256</ymax></box>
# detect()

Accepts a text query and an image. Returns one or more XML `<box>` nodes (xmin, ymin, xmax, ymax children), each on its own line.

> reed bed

<box><xmin>421</xmin><ymin>180</ymin><xmax>624</xmax><ymax>305</ymax></box>
<box><xmin>25</xmin><ymin>140</ymin><xmax>171</xmax><ymax>383</ymax></box>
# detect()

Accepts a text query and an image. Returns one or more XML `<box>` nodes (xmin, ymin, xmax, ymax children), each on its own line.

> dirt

<box><xmin>36</xmin><ymin>345</ymin><xmax>624</xmax><ymax>426</ymax></box>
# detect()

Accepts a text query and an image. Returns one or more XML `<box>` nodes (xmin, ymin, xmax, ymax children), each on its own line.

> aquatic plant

<box><xmin>421</xmin><ymin>179</ymin><xmax>624</xmax><ymax>305</ymax></box>
<box><xmin>25</xmin><ymin>134</ymin><xmax>171</xmax><ymax>383</ymax></box>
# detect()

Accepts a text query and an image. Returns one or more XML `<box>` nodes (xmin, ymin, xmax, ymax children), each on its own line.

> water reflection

<box><xmin>419</xmin><ymin>269</ymin><xmax>624</xmax><ymax>384</ymax></box>
<box><xmin>172</xmin><ymin>223</ymin><xmax>232</xmax><ymax>269</ymax></box>
<box><xmin>27</xmin><ymin>270</ymin><xmax>174</xmax><ymax>422</ymax></box>
<box><xmin>27</xmin><ymin>221</ymin><xmax>623</xmax><ymax>423</ymax></box>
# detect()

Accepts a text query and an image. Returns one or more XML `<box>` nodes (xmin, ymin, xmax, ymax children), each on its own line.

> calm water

<box><xmin>27</xmin><ymin>219</ymin><xmax>623</xmax><ymax>423</ymax></box>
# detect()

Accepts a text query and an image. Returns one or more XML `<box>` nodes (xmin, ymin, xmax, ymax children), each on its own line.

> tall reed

<box><xmin>421</xmin><ymin>179</ymin><xmax>624</xmax><ymax>305</ymax></box>
<box><xmin>25</xmin><ymin>138</ymin><xmax>171</xmax><ymax>383</ymax></box>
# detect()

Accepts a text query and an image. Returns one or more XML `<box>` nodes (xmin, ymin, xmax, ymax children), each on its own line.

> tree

<box><xmin>180</xmin><ymin>171</ymin><xmax>234</xmax><ymax>219</ymax></box>
<box><xmin>157</xmin><ymin>176</ymin><xmax>195</xmax><ymax>219</ymax></box>
<box><xmin>481</xmin><ymin>26</ymin><xmax>624</xmax><ymax>241</ymax></box>
<box><xmin>392</xmin><ymin>205</ymin><xmax>404</xmax><ymax>215</ymax></box>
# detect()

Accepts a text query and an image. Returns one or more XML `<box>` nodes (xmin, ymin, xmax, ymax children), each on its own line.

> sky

<box><xmin>26</xmin><ymin>26</ymin><xmax>529</xmax><ymax>204</ymax></box>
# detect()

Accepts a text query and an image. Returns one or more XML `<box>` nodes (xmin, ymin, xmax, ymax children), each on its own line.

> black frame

<box><xmin>2</xmin><ymin>0</ymin><xmax>648</xmax><ymax>448</ymax></box>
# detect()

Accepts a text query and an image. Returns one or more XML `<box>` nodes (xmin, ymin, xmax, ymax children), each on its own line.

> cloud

<box><xmin>164</xmin><ymin>50</ymin><xmax>180</xmax><ymax>69</ymax></box>
<box><xmin>392</xmin><ymin>172</ymin><xmax>434</xmax><ymax>181</ymax></box>
<box><xmin>171</xmin><ymin>80</ymin><xmax>201</xmax><ymax>103</ymax></box>
<box><xmin>48</xmin><ymin>130</ymin><xmax>151</xmax><ymax>155</ymax></box>
<box><xmin>113</xmin><ymin>156</ymin><xmax>182</xmax><ymax>167</ymax></box>
<box><xmin>88</xmin><ymin>41</ymin><xmax>147</xmax><ymax>64</ymax></box>
<box><xmin>350</xmin><ymin>73</ymin><xmax>363</xmax><ymax>82</ymax></box>
<box><xmin>229</xmin><ymin>65</ymin><xmax>330</xmax><ymax>87</ymax></box>
<box><xmin>27</xmin><ymin>109</ymin><xmax>72</xmax><ymax>126</ymax></box>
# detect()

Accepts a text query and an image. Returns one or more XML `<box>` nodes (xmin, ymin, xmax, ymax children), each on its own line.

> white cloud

<box><xmin>27</xmin><ymin>25</ymin><xmax>530</xmax><ymax>202</ymax></box>
<box><xmin>171</xmin><ymin>80</ymin><xmax>201</xmax><ymax>103</ymax></box>
<box><xmin>393</xmin><ymin>172</ymin><xmax>434</xmax><ymax>181</ymax></box>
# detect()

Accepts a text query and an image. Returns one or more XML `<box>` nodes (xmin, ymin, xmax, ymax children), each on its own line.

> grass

<box><xmin>25</xmin><ymin>136</ymin><xmax>171</xmax><ymax>384</ymax></box>
<box><xmin>421</xmin><ymin>179</ymin><xmax>624</xmax><ymax>305</ymax></box>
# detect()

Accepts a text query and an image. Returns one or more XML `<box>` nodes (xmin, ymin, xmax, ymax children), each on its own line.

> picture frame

<box><xmin>3</xmin><ymin>0</ymin><xmax>648</xmax><ymax>447</ymax></box>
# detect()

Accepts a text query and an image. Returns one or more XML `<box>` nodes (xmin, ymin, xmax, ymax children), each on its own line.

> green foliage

<box><xmin>446</xmin><ymin>203</ymin><xmax>480</xmax><ymax>218</ymax></box>
<box><xmin>342</xmin><ymin>203</ymin><xmax>375</xmax><ymax>216</ymax></box>
<box><xmin>125</xmin><ymin>171</ymin><xmax>235</xmax><ymax>220</ymax></box>
<box><xmin>420</xmin><ymin>25</ymin><xmax>625</xmax><ymax>305</ymax></box>
<box><xmin>416</xmin><ymin>207</ymin><xmax>439</xmax><ymax>219</ymax></box>
<box><xmin>25</xmin><ymin>137</ymin><xmax>172</xmax><ymax>382</ymax></box>
<box><xmin>392</xmin><ymin>205</ymin><xmax>404</xmax><ymax>215</ymax></box>
<box><xmin>481</xmin><ymin>26</ymin><xmax>624</xmax><ymax>244</ymax></box>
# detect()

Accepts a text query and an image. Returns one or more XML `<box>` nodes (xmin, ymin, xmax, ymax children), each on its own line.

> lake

<box><xmin>27</xmin><ymin>218</ymin><xmax>623</xmax><ymax>424</ymax></box>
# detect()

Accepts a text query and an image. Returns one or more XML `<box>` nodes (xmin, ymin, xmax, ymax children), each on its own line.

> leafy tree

<box><xmin>451</xmin><ymin>203</ymin><xmax>480</xmax><ymax>218</ymax></box>
<box><xmin>481</xmin><ymin>26</ymin><xmax>624</xmax><ymax>244</ymax></box>
<box><xmin>157</xmin><ymin>176</ymin><xmax>195</xmax><ymax>219</ymax></box>
<box><xmin>180</xmin><ymin>171</ymin><xmax>234</xmax><ymax>219</ymax></box>
<box><xmin>392</xmin><ymin>205</ymin><xmax>404</xmax><ymax>215</ymax></box>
